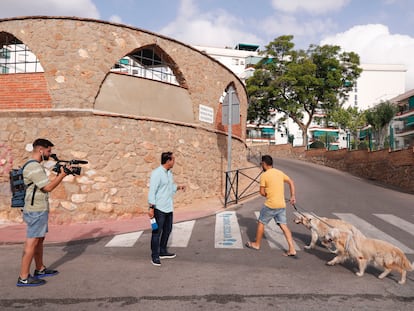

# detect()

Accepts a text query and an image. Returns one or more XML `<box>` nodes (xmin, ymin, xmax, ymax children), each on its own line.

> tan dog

<box><xmin>294</xmin><ymin>212</ymin><xmax>364</xmax><ymax>265</ymax></box>
<box><xmin>323</xmin><ymin>227</ymin><xmax>413</xmax><ymax>284</ymax></box>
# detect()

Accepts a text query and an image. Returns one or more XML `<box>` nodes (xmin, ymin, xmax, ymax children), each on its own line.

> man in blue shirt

<box><xmin>148</xmin><ymin>152</ymin><xmax>185</xmax><ymax>266</ymax></box>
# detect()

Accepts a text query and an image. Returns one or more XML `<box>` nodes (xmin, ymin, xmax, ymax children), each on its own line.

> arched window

<box><xmin>0</xmin><ymin>32</ymin><xmax>43</xmax><ymax>74</ymax></box>
<box><xmin>111</xmin><ymin>45</ymin><xmax>184</xmax><ymax>86</ymax></box>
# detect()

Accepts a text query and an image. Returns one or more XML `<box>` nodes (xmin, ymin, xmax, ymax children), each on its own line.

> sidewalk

<box><xmin>0</xmin><ymin>197</ymin><xmax>231</xmax><ymax>245</ymax></box>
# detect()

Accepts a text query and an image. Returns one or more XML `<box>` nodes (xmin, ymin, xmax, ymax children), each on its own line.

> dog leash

<box><xmin>291</xmin><ymin>202</ymin><xmax>335</xmax><ymax>229</ymax></box>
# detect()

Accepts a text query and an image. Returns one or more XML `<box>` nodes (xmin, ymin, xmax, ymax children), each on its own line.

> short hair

<box><xmin>261</xmin><ymin>155</ymin><xmax>273</xmax><ymax>166</ymax></box>
<box><xmin>33</xmin><ymin>138</ymin><xmax>54</xmax><ymax>149</ymax></box>
<box><xmin>161</xmin><ymin>152</ymin><xmax>173</xmax><ymax>164</ymax></box>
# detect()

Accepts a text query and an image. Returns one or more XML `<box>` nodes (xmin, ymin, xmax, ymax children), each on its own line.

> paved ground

<box><xmin>0</xmin><ymin>197</ymin><xmax>227</xmax><ymax>244</ymax></box>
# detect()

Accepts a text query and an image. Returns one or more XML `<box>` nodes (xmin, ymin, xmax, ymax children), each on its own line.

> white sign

<box><xmin>199</xmin><ymin>104</ymin><xmax>214</xmax><ymax>124</ymax></box>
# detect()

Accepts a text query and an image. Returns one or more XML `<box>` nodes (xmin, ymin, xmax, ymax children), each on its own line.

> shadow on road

<box><xmin>48</xmin><ymin>227</ymin><xmax>114</xmax><ymax>270</ymax></box>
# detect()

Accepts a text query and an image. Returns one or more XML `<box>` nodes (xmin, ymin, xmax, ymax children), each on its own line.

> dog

<box><xmin>294</xmin><ymin>212</ymin><xmax>365</xmax><ymax>265</ymax></box>
<box><xmin>323</xmin><ymin>227</ymin><xmax>413</xmax><ymax>284</ymax></box>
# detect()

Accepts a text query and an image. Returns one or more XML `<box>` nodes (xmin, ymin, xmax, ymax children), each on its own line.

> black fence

<box><xmin>224</xmin><ymin>166</ymin><xmax>262</xmax><ymax>207</ymax></box>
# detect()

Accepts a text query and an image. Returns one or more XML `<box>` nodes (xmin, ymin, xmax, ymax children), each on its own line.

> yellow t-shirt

<box><xmin>260</xmin><ymin>168</ymin><xmax>290</xmax><ymax>209</ymax></box>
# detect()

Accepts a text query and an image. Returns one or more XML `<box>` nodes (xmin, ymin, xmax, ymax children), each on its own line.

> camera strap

<box><xmin>30</xmin><ymin>185</ymin><xmax>37</xmax><ymax>206</ymax></box>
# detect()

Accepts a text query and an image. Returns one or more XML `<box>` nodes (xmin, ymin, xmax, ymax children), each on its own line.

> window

<box><xmin>0</xmin><ymin>48</ymin><xmax>10</xmax><ymax>59</ymax></box>
<box><xmin>111</xmin><ymin>45</ymin><xmax>181</xmax><ymax>86</ymax></box>
<box><xmin>0</xmin><ymin>32</ymin><xmax>43</xmax><ymax>74</ymax></box>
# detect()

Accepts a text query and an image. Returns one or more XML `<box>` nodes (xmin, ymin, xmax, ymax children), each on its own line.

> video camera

<box><xmin>50</xmin><ymin>154</ymin><xmax>88</xmax><ymax>176</ymax></box>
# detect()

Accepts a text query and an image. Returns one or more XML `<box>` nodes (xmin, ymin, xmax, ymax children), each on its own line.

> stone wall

<box><xmin>0</xmin><ymin>17</ymin><xmax>251</xmax><ymax>224</ymax></box>
<box><xmin>250</xmin><ymin>143</ymin><xmax>414</xmax><ymax>193</ymax></box>
<box><xmin>0</xmin><ymin>112</ymin><xmax>249</xmax><ymax>224</ymax></box>
<box><xmin>0</xmin><ymin>17</ymin><xmax>247</xmax><ymax>139</ymax></box>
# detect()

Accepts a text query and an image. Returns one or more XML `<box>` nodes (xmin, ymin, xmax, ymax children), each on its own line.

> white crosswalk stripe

<box><xmin>215</xmin><ymin>211</ymin><xmax>243</xmax><ymax>249</ymax></box>
<box><xmin>255</xmin><ymin>212</ymin><xmax>301</xmax><ymax>251</ymax></box>
<box><xmin>168</xmin><ymin>220</ymin><xmax>196</xmax><ymax>248</ymax></box>
<box><xmin>334</xmin><ymin>213</ymin><xmax>414</xmax><ymax>254</ymax></box>
<box><xmin>104</xmin><ymin>211</ymin><xmax>414</xmax><ymax>253</ymax></box>
<box><xmin>104</xmin><ymin>231</ymin><xmax>143</xmax><ymax>247</ymax></box>
<box><xmin>373</xmin><ymin>214</ymin><xmax>414</xmax><ymax>237</ymax></box>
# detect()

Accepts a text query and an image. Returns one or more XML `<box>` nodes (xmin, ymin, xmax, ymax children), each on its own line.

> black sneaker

<box><xmin>151</xmin><ymin>257</ymin><xmax>161</xmax><ymax>266</ymax></box>
<box><xmin>17</xmin><ymin>275</ymin><xmax>46</xmax><ymax>287</ymax></box>
<box><xmin>159</xmin><ymin>252</ymin><xmax>176</xmax><ymax>259</ymax></box>
<box><xmin>34</xmin><ymin>267</ymin><xmax>59</xmax><ymax>278</ymax></box>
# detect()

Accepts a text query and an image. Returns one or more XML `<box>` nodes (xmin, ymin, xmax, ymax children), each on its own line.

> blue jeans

<box><xmin>151</xmin><ymin>209</ymin><xmax>173</xmax><ymax>260</ymax></box>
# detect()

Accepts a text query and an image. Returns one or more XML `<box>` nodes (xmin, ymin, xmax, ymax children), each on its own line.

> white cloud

<box><xmin>271</xmin><ymin>0</ymin><xmax>351</xmax><ymax>14</ymax></box>
<box><xmin>260</xmin><ymin>14</ymin><xmax>336</xmax><ymax>47</ymax></box>
<box><xmin>158</xmin><ymin>0</ymin><xmax>261</xmax><ymax>47</ymax></box>
<box><xmin>109</xmin><ymin>15</ymin><xmax>122</xmax><ymax>24</ymax></box>
<box><xmin>0</xmin><ymin>0</ymin><xmax>100</xmax><ymax>19</ymax></box>
<box><xmin>321</xmin><ymin>24</ymin><xmax>414</xmax><ymax>90</ymax></box>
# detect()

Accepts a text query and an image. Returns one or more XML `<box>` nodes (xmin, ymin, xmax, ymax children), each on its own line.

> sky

<box><xmin>2</xmin><ymin>0</ymin><xmax>414</xmax><ymax>90</ymax></box>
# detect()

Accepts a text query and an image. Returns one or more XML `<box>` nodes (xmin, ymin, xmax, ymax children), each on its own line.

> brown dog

<box><xmin>294</xmin><ymin>212</ymin><xmax>364</xmax><ymax>265</ymax></box>
<box><xmin>323</xmin><ymin>227</ymin><xmax>413</xmax><ymax>284</ymax></box>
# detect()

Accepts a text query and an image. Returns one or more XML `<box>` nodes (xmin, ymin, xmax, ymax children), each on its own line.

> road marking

<box><xmin>168</xmin><ymin>220</ymin><xmax>196</xmax><ymax>247</ymax></box>
<box><xmin>255</xmin><ymin>212</ymin><xmax>300</xmax><ymax>251</ymax></box>
<box><xmin>215</xmin><ymin>211</ymin><xmax>243</xmax><ymax>249</ymax></box>
<box><xmin>373</xmin><ymin>214</ymin><xmax>414</xmax><ymax>236</ymax></box>
<box><xmin>334</xmin><ymin>213</ymin><xmax>414</xmax><ymax>254</ymax></box>
<box><xmin>105</xmin><ymin>231</ymin><xmax>143</xmax><ymax>247</ymax></box>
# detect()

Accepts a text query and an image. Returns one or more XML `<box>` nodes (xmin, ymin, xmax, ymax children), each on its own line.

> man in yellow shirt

<box><xmin>245</xmin><ymin>155</ymin><xmax>297</xmax><ymax>256</ymax></box>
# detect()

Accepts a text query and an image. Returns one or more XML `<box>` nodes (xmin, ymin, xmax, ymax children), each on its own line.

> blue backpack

<box><xmin>9</xmin><ymin>160</ymin><xmax>38</xmax><ymax>208</ymax></box>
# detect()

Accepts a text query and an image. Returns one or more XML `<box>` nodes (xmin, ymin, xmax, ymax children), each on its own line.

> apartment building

<box><xmin>194</xmin><ymin>44</ymin><xmax>407</xmax><ymax>148</ymax></box>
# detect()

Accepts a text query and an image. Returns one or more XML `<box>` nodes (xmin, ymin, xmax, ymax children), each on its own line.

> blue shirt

<box><xmin>148</xmin><ymin>165</ymin><xmax>177</xmax><ymax>213</ymax></box>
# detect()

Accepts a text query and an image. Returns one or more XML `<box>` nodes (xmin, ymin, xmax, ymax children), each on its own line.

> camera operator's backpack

<box><xmin>9</xmin><ymin>159</ymin><xmax>38</xmax><ymax>208</ymax></box>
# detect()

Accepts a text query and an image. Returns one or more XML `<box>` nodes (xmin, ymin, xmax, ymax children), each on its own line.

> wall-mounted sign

<box><xmin>199</xmin><ymin>104</ymin><xmax>214</xmax><ymax>124</ymax></box>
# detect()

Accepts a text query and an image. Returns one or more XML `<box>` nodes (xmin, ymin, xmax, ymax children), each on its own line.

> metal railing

<box><xmin>224</xmin><ymin>166</ymin><xmax>262</xmax><ymax>207</ymax></box>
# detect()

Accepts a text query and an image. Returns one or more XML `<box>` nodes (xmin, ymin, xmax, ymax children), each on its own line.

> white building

<box><xmin>0</xmin><ymin>43</ymin><xmax>43</xmax><ymax>73</ymax></box>
<box><xmin>343</xmin><ymin>64</ymin><xmax>406</xmax><ymax>110</ymax></box>
<box><xmin>193</xmin><ymin>44</ymin><xmax>260</xmax><ymax>82</ymax></box>
<box><xmin>194</xmin><ymin>44</ymin><xmax>407</xmax><ymax>148</ymax></box>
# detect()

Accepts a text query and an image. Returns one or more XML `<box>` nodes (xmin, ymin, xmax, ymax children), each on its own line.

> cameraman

<box><xmin>17</xmin><ymin>138</ymin><xmax>69</xmax><ymax>287</ymax></box>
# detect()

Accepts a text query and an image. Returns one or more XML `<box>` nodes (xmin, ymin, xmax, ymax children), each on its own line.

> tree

<box><xmin>364</xmin><ymin>101</ymin><xmax>397</xmax><ymax>149</ymax></box>
<box><xmin>246</xmin><ymin>35</ymin><xmax>362</xmax><ymax>146</ymax></box>
<box><xmin>329</xmin><ymin>106</ymin><xmax>366</xmax><ymax>149</ymax></box>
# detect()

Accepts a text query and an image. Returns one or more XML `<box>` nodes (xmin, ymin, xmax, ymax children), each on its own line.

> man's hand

<box><xmin>148</xmin><ymin>205</ymin><xmax>155</xmax><ymax>218</ymax></box>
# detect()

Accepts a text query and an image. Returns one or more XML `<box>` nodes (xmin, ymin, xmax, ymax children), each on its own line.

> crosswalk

<box><xmin>104</xmin><ymin>211</ymin><xmax>414</xmax><ymax>254</ymax></box>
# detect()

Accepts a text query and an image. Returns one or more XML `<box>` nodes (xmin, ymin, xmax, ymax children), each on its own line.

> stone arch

<box><xmin>0</xmin><ymin>31</ymin><xmax>51</xmax><ymax>109</ymax></box>
<box><xmin>95</xmin><ymin>43</ymin><xmax>194</xmax><ymax>122</ymax></box>
<box><xmin>0</xmin><ymin>31</ymin><xmax>44</xmax><ymax>74</ymax></box>
<box><xmin>111</xmin><ymin>44</ymin><xmax>187</xmax><ymax>89</ymax></box>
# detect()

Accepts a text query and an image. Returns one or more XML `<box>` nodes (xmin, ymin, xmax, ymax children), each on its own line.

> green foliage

<box><xmin>364</xmin><ymin>101</ymin><xmax>396</xmax><ymax>130</ymax></box>
<box><xmin>246</xmin><ymin>35</ymin><xmax>362</xmax><ymax>146</ymax></box>
<box><xmin>364</xmin><ymin>101</ymin><xmax>397</xmax><ymax>148</ymax></box>
<box><xmin>358</xmin><ymin>141</ymin><xmax>369</xmax><ymax>150</ymax></box>
<box><xmin>329</xmin><ymin>106</ymin><xmax>366</xmax><ymax>149</ymax></box>
<box><xmin>309</xmin><ymin>141</ymin><xmax>325</xmax><ymax>149</ymax></box>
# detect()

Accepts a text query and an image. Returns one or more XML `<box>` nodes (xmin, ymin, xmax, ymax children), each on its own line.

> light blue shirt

<box><xmin>148</xmin><ymin>165</ymin><xmax>177</xmax><ymax>213</ymax></box>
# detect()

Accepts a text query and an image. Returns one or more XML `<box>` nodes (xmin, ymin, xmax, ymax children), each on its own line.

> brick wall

<box><xmin>0</xmin><ymin>73</ymin><xmax>52</xmax><ymax>109</ymax></box>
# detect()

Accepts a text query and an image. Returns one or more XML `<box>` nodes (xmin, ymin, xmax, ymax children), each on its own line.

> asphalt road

<box><xmin>0</xmin><ymin>158</ymin><xmax>413</xmax><ymax>310</ymax></box>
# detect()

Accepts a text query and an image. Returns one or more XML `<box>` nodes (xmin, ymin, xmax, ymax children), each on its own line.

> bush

<box><xmin>309</xmin><ymin>141</ymin><xmax>325</xmax><ymax>149</ymax></box>
<box><xmin>358</xmin><ymin>141</ymin><xmax>369</xmax><ymax>150</ymax></box>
